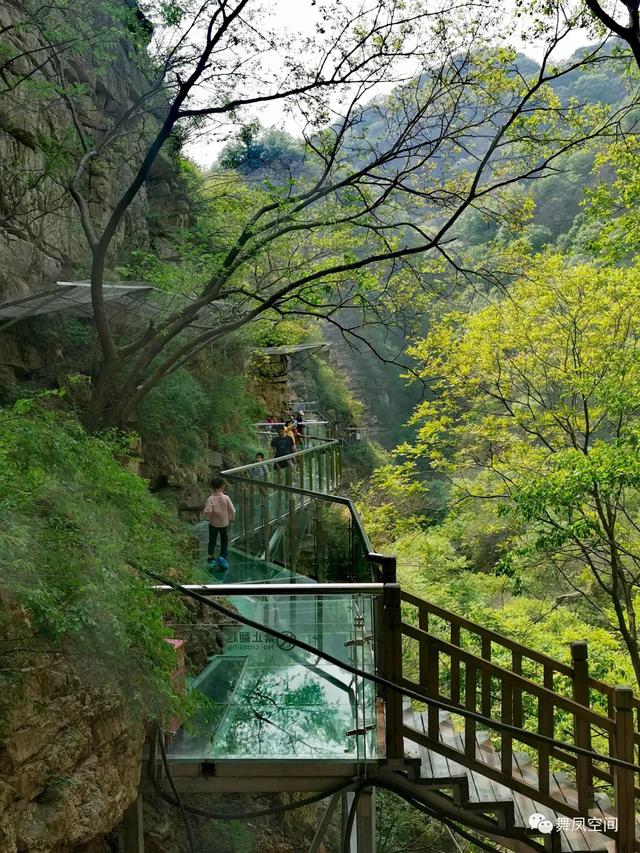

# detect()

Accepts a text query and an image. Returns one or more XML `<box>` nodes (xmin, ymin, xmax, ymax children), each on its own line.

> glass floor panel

<box><xmin>169</xmin><ymin>527</ymin><xmax>378</xmax><ymax>762</ymax></box>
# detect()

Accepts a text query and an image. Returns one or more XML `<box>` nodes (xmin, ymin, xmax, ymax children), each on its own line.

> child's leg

<box><xmin>220</xmin><ymin>526</ymin><xmax>229</xmax><ymax>559</ymax></box>
<box><xmin>208</xmin><ymin>524</ymin><xmax>220</xmax><ymax>559</ymax></box>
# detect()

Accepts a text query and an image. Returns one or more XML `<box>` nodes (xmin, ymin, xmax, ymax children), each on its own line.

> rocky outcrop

<box><xmin>0</xmin><ymin>602</ymin><xmax>143</xmax><ymax>853</ymax></box>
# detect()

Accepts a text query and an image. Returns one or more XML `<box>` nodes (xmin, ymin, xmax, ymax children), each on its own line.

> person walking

<box><xmin>203</xmin><ymin>477</ymin><xmax>236</xmax><ymax>569</ymax></box>
<box><xmin>250</xmin><ymin>451</ymin><xmax>269</xmax><ymax>480</ymax></box>
<box><xmin>284</xmin><ymin>419</ymin><xmax>297</xmax><ymax>450</ymax></box>
<box><xmin>270</xmin><ymin>425</ymin><xmax>294</xmax><ymax>468</ymax></box>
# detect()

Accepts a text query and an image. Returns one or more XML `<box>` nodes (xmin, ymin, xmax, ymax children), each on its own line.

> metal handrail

<box><xmin>153</xmin><ymin>582</ymin><xmax>384</xmax><ymax>595</ymax></box>
<box><xmin>222</xmin><ymin>438</ymin><xmax>339</xmax><ymax>476</ymax></box>
<box><xmin>254</xmin><ymin>420</ymin><xmax>328</xmax><ymax>427</ymax></box>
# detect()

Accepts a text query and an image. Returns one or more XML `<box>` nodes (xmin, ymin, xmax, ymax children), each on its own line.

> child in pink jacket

<box><xmin>203</xmin><ymin>477</ymin><xmax>236</xmax><ymax>567</ymax></box>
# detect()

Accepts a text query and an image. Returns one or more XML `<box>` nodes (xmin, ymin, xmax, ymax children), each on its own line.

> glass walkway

<box><xmin>166</xmin><ymin>481</ymin><xmax>379</xmax><ymax>765</ymax></box>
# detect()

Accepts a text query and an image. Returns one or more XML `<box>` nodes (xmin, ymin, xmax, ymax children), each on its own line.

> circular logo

<box><xmin>276</xmin><ymin>631</ymin><xmax>296</xmax><ymax>651</ymax></box>
<box><xmin>528</xmin><ymin>813</ymin><xmax>554</xmax><ymax>834</ymax></box>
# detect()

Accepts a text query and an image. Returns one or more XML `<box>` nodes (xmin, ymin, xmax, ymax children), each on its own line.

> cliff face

<box><xmin>0</xmin><ymin>7</ymin><xmax>184</xmax><ymax>851</ymax></box>
<box><xmin>0</xmin><ymin>1</ymin><xmax>188</xmax><ymax>383</ymax></box>
<box><xmin>0</xmin><ymin>601</ymin><xmax>143</xmax><ymax>853</ymax></box>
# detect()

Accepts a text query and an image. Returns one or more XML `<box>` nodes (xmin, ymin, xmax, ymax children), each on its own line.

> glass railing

<box><xmin>214</xmin><ymin>490</ymin><xmax>376</xmax><ymax>582</ymax></box>
<box><xmin>165</xmin><ymin>585</ymin><xmax>381</xmax><ymax>764</ymax></box>
<box><xmin>228</xmin><ymin>438</ymin><xmax>339</xmax><ymax>492</ymax></box>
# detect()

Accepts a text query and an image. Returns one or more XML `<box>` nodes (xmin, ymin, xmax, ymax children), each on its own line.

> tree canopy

<box><xmin>2</xmin><ymin>0</ymin><xmax>636</xmax><ymax>429</ymax></box>
<box><xmin>406</xmin><ymin>255</ymin><xmax>640</xmax><ymax>687</ymax></box>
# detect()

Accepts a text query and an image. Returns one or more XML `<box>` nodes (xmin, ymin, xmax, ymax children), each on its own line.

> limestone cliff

<box><xmin>0</xmin><ymin>6</ymin><xmax>188</xmax><ymax>851</ymax></box>
<box><xmin>0</xmin><ymin>600</ymin><xmax>143</xmax><ymax>853</ymax></box>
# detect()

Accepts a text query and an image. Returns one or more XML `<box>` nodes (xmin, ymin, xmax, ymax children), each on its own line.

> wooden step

<box><xmin>402</xmin><ymin>705</ymin><xmax>617</xmax><ymax>853</ymax></box>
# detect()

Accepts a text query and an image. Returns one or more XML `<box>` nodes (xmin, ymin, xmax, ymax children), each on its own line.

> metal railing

<box><xmin>253</xmin><ymin>420</ymin><xmax>331</xmax><ymax>444</ymax></box>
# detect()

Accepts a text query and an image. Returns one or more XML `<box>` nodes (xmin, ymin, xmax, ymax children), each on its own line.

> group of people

<box><xmin>265</xmin><ymin>410</ymin><xmax>305</xmax><ymax>445</ymax></box>
<box><xmin>202</xmin><ymin>411</ymin><xmax>306</xmax><ymax>571</ymax></box>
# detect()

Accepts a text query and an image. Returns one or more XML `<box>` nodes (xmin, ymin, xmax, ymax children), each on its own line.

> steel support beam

<box><xmin>308</xmin><ymin>791</ymin><xmax>341</xmax><ymax>853</ymax></box>
<box><xmin>356</xmin><ymin>788</ymin><xmax>376</xmax><ymax>853</ymax></box>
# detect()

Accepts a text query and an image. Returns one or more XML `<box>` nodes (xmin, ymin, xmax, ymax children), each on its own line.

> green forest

<box><xmin>3</xmin><ymin>1</ymin><xmax>640</xmax><ymax>851</ymax></box>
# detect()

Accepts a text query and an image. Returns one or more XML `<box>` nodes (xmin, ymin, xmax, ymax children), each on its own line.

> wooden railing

<box><xmin>379</xmin><ymin>588</ymin><xmax>640</xmax><ymax>850</ymax></box>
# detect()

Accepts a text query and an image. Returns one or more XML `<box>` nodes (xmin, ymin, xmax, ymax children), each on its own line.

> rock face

<box><xmin>0</xmin><ymin>1</ymin><xmax>188</xmax><ymax>382</ymax></box>
<box><xmin>0</xmin><ymin>601</ymin><xmax>143</xmax><ymax>853</ymax></box>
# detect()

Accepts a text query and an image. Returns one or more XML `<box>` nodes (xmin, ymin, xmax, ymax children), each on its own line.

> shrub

<box><xmin>0</xmin><ymin>400</ymin><xmax>197</xmax><ymax>719</ymax></box>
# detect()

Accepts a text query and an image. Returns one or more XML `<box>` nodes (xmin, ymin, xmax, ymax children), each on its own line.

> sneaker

<box><xmin>217</xmin><ymin>556</ymin><xmax>229</xmax><ymax>570</ymax></box>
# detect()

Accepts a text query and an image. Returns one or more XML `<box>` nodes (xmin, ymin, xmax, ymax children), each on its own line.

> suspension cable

<box><xmin>142</xmin><ymin>568</ymin><xmax>640</xmax><ymax>774</ymax></box>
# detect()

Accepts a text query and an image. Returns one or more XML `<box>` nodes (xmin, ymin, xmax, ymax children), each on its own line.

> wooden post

<box><xmin>512</xmin><ymin>650</ymin><xmax>523</xmax><ymax>728</ymax></box>
<box><xmin>426</xmin><ymin>641</ymin><xmax>439</xmax><ymax>740</ymax></box>
<box><xmin>613</xmin><ymin>686</ymin><xmax>635</xmax><ymax>853</ymax></box>
<box><xmin>356</xmin><ymin>788</ymin><xmax>376</xmax><ymax>853</ymax></box>
<box><xmin>382</xmin><ymin>584</ymin><xmax>403</xmax><ymax>760</ymax></box>
<box><xmin>465</xmin><ymin>662</ymin><xmax>477</xmax><ymax>760</ymax></box>
<box><xmin>450</xmin><ymin>623</ymin><xmax>461</xmax><ymax>705</ymax></box>
<box><xmin>538</xmin><ymin>695</ymin><xmax>553</xmax><ymax>795</ymax></box>
<box><xmin>369</xmin><ymin>554</ymin><xmax>396</xmax><ymax>584</ymax></box>
<box><xmin>571</xmin><ymin>641</ymin><xmax>593</xmax><ymax>812</ymax></box>
<box><xmin>501</xmin><ymin>681</ymin><xmax>513</xmax><ymax>776</ymax></box>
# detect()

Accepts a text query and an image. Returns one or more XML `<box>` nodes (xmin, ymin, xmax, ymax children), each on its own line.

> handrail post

<box><xmin>613</xmin><ymin>686</ymin><xmax>635</xmax><ymax>853</ymax></box>
<box><xmin>382</xmin><ymin>583</ymin><xmax>404</xmax><ymax>761</ymax></box>
<box><xmin>571</xmin><ymin>641</ymin><xmax>593</xmax><ymax>811</ymax></box>
<box><xmin>368</xmin><ymin>554</ymin><xmax>397</xmax><ymax>584</ymax></box>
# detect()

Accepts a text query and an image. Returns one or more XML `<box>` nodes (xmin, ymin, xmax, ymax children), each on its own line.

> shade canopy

<box><xmin>0</xmin><ymin>281</ymin><xmax>225</xmax><ymax>332</ymax></box>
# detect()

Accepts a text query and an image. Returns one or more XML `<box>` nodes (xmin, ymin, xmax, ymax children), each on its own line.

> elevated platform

<box><xmin>147</xmin><ymin>437</ymin><xmax>639</xmax><ymax>853</ymax></box>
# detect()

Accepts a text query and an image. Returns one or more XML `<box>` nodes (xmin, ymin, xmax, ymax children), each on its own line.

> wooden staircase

<box><xmin>377</xmin><ymin>587</ymin><xmax>640</xmax><ymax>852</ymax></box>
<box><xmin>402</xmin><ymin>703</ymin><xmax>617</xmax><ymax>851</ymax></box>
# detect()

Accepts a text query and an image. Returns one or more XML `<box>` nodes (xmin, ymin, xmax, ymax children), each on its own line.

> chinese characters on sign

<box><xmin>223</xmin><ymin>626</ymin><xmax>297</xmax><ymax>652</ymax></box>
<box><xmin>529</xmin><ymin>813</ymin><xmax>618</xmax><ymax>834</ymax></box>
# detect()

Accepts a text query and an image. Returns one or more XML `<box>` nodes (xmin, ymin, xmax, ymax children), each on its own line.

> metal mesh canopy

<box><xmin>0</xmin><ymin>281</ymin><xmax>154</xmax><ymax>329</ymax></box>
<box><xmin>0</xmin><ymin>281</ymin><xmax>225</xmax><ymax>332</ymax></box>
<box><xmin>254</xmin><ymin>343</ymin><xmax>329</xmax><ymax>356</ymax></box>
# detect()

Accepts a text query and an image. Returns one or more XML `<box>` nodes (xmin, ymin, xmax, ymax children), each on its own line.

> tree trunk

<box><xmin>80</xmin><ymin>360</ymin><xmax>124</xmax><ymax>433</ymax></box>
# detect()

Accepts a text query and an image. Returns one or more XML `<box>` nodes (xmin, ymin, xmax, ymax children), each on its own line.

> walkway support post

<box><xmin>382</xmin><ymin>583</ymin><xmax>403</xmax><ymax>761</ymax></box>
<box><xmin>571</xmin><ymin>641</ymin><xmax>593</xmax><ymax>812</ymax></box>
<box><xmin>356</xmin><ymin>787</ymin><xmax>376</xmax><ymax>853</ymax></box>
<box><xmin>613</xmin><ymin>686</ymin><xmax>635</xmax><ymax>853</ymax></box>
<box><xmin>122</xmin><ymin>785</ymin><xmax>144</xmax><ymax>852</ymax></box>
<box><xmin>368</xmin><ymin>554</ymin><xmax>397</xmax><ymax>584</ymax></box>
